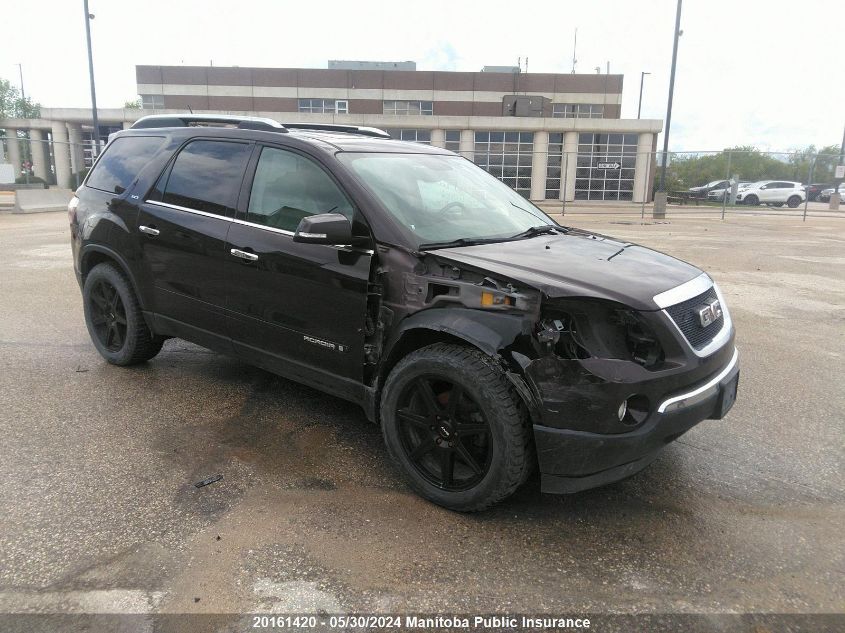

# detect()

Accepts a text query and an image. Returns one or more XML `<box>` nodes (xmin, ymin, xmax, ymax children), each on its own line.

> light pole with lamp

<box><xmin>83</xmin><ymin>0</ymin><xmax>101</xmax><ymax>156</ymax></box>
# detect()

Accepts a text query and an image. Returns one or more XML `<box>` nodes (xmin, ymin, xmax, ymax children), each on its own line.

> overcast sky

<box><xmin>3</xmin><ymin>0</ymin><xmax>842</xmax><ymax>152</ymax></box>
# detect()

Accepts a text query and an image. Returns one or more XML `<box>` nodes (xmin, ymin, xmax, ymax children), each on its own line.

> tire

<box><xmin>380</xmin><ymin>343</ymin><xmax>533</xmax><ymax>512</ymax></box>
<box><xmin>744</xmin><ymin>194</ymin><xmax>759</xmax><ymax>206</ymax></box>
<box><xmin>787</xmin><ymin>195</ymin><xmax>801</xmax><ymax>208</ymax></box>
<box><xmin>82</xmin><ymin>263</ymin><xmax>164</xmax><ymax>365</ymax></box>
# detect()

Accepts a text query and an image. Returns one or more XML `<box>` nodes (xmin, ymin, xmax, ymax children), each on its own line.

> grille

<box><xmin>665</xmin><ymin>286</ymin><xmax>724</xmax><ymax>350</ymax></box>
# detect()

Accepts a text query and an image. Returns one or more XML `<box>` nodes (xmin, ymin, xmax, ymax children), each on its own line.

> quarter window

<box><xmin>86</xmin><ymin>136</ymin><xmax>166</xmax><ymax>194</ymax></box>
<box><xmin>160</xmin><ymin>140</ymin><xmax>251</xmax><ymax>216</ymax></box>
<box><xmin>247</xmin><ymin>147</ymin><xmax>353</xmax><ymax>232</ymax></box>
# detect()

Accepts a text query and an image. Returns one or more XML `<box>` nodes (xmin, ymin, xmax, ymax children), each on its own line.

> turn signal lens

<box><xmin>481</xmin><ymin>291</ymin><xmax>514</xmax><ymax>307</ymax></box>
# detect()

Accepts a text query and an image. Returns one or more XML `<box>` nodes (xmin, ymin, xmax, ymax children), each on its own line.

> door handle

<box><xmin>139</xmin><ymin>225</ymin><xmax>160</xmax><ymax>236</ymax></box>
<box><xmin>230</xmin><ymin>248</ymin><xmax>259</xmax><ymax>262</ymax></box>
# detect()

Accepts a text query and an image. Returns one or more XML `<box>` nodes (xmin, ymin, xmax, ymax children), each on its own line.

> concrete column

<box><xmin>459</xmin><ymin>129</ymin><xmax>474</xmax><ymax>161</ymax></box>
<box><xmin>633</xmin><ymin>132</ymin><xmax>654</xmax><ymax>203</ymax></box>
<box><xmin>29</xmin><ymin>129</ymin><xmax>49</xmax><ymax>181</ymax></box>
<box><xmin>66</xmin><ymin>124</ymin><xmax>85</xmax><ymax>176</ymax></box>
<box><xmin>5</xmin><ymin>129</ymin><xmax>21</xmax><ymax>174</ymax></box>
<box><xmin>51</xmin><ymin>122</ymin><xmax>72</xmax><ymax>189</ymax></box>
<box><xmin>430</xmin><ymin>129</ymin><xmax>445</xmax><ymax>149</ymax></box>
<box><xmin>562</xmin><ymin>131</ymin><xmax>578</xmax><ymax>202</ymax></box>
<box><xmin>529</xmin><ymin>131</ymin><xmax>549</xmax><ymax>201</ymax></box>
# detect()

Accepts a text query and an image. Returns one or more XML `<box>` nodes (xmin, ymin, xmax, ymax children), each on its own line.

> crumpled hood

<box><xmin>431</xmin><ymin>230</ymin><xmax>704</xmax><ymax>311</ymax></box>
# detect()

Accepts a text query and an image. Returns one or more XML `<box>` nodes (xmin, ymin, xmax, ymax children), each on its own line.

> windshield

<box><xmin>337</xmin><ymin>152</ymin><xmax>556</xmax><ymax>247</ymax></box>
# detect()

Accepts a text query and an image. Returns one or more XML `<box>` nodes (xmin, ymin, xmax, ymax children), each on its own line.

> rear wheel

<box><xmin>787</xmin><ymin>195</ymin><xmax>801</xmax><ymax>208</ymax></box>
<box><xmin>83</xmin><ymin>263</ymin><xmax>164</xmax><ymax>365</ymax></box>
<box><xmin>744</xmin><ymin>194</ymin><xmax>759</xmax><ymax>206</ymax></box>
<box><xmin>380</xmin><ymin>343</ymin><xmax>533</xmax><ymax>512</ymax></box>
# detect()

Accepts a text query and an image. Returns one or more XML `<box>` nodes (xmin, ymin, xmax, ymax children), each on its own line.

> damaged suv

<box><xmin>70</xmin><ymin>115</ymin><xmax>739</xmax><ymax>511</ymax></box>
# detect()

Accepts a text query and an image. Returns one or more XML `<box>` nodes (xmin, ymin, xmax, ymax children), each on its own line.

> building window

<box><xmin>545</xmin><ymin>133</ymin><xmax>564</xmax><ymax>200</ymax></box>
<box><xmin>383</xmin><ymin>100</ymin><xmax>433</xmax><ymax>116</ymax></box>
<box><xmin>444</xmin><ymin>131</ymin><xmax>461</xmax><ymax>152</ymax></box>
<box><xmin>474</xmin><ymin>131</ymin><xmax>534</xmax><ymax>198</ymax></box>
<box><xmin>552</xmin><ymin>103</ymin><xmax>604</xmax><ymax>119</ymax></box>
<box><xmin>383</xmin><ymin>129</ymin><xmax>431</xmax><ymax>144</ymax></box>
<box><xmin>140</xmin><ymin>94</ymin><xmax>164</xmax><ymax>109</ymax></box>
<box><xmin>574</xmin><ymin>133</ymin><xmax>638</xmax><ymax>201</ymax></box>
<box><xmin>298</xmin><ymin>99</ymin><xmax>348</xmax><ymax>114</ymax></box>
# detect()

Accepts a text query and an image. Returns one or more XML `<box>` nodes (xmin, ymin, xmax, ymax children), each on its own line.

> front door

<box><xmin>224</xmin><ymin>145</ymin><xmax>373</xmax><ymax>400</ymax></box>
<box><xmin>136</xmin><ymin>138</ymin><xmax>252</xmax><ymax>347</ymax></box>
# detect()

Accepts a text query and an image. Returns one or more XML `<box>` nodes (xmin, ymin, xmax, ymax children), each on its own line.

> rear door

<box><xmin>224</xmin><ymin>144</ymin><xmax>373</xmax><ymax>399</ymax></box>
<box><xmin>137</xmin><ymin>138</ymin><xmax>252</xmax><ymax>348</ymax></box>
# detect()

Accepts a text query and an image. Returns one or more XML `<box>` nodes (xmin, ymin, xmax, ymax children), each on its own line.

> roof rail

<box><xmin>283</xmin><ymin>123</ymin><xmax>391</xmax><ymax>139</ymax></box>
<box><xmin>130</xmin><ymin>114</ymin><xmax>287</xmax><ymax>133</ymax></box>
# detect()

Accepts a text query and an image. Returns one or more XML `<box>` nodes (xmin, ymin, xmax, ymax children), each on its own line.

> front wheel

<box><xmin>744</xmin><ymin>194</ymin><xmax>759</xmax><ymax>206</ymax></box>
<box><xmin>83</xmin><ymin>263</ymin><xmax>164</xmax><ymax>365</ymax></box>
<box><xmin>380</xmin><ymin>343</ymin><xmax>533</xmax><ymax>512</ymax></box>
<box><xmin>787</xmin><ymin>195</ymin><xmax>801</xmax><ymax>208</ymax></box>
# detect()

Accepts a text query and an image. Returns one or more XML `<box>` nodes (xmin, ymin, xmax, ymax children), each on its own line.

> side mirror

<box><xmin>293</xmin><ymin>213</ymin><xmax>353</xmax><ymax>245</ymax></box>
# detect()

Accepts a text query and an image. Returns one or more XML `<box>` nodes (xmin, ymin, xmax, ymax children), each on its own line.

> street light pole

<box><xmin>658</xmin><ymin>0</ymin><xmax>683</xmax><ymax>192</ymax></box>
<box><xmin>83</xmin><ymin>0</ymin><xmax>101</xmax><ymax>156</ymax></box>
<box><xmin>16</xmin><ymin>63</ymin><xmax>25</xmax><ymax>102</ymax></box>
<box><xmin>637</xmin><ymin>71</ymin><xmax>650</xmax><ymax>119</ymax></box>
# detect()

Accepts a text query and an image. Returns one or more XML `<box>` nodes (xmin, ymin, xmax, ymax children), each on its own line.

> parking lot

<box><xmin>0</xmin><ymin>211</ymin><xmax>843</xmax><ymax>624</ymax></box>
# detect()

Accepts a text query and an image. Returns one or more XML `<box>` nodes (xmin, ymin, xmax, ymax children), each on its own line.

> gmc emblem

<box><xmin>697</xmin><ymin>299</ymin><xmax>723</xmax><ymax>327</ymax></box>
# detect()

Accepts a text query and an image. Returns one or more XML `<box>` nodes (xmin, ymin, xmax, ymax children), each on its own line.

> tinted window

<box><xmin>246</xmin><ymin>147</ymin><xmax>353</xmax><ymax>232</ymax></box>
<box><xmin>86</xmin><ymin>136</ymin><xmax>165</xmax><ymax>194</ymax></box>
<box><xmin>161</xmin><ymin>140</ymin><xmax>251</xmax><ymax>216</ymax></box>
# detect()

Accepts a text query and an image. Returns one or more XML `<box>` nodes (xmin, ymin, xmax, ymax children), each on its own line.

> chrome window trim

<box><xmin>145</xmin><ymin>199</ymin><xmax>226</xmax><ymax>220</ymax></box>
<box><xmin>652</xmin><ymin>272</ymin><xmax>713</xmax><ymax>308</ymax></box>
<box><xmin>143</xmin><ymin>200</ymin><xmax>372</xmax><ymax>252</ymax></box>
<box><xmin>657</xmin><ymin>347</ymin><xmax>739</xmax><ymax>414</ymax></box>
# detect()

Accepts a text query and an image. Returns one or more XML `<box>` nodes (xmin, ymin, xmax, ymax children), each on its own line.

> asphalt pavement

<box><xmin>0</xmin><ymin>211</ymin><xmax>842</xmax><ymax>628</ymax></box>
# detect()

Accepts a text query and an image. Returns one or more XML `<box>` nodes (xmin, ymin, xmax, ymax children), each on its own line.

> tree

<box><xmin>123</xmin><ymin>99</ymin><xmax>142</xmax><ymax>110</ymax></box>
<box><xmin>0</xmin><ymin>78</ymin><xmax>41</xmax><ymax>119</ymax></box>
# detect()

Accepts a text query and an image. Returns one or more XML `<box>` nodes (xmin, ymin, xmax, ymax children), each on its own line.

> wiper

<box><xmin>510</xmin><ymin>224</ymin><xmax>562</xmax><ymax>239</ymax></box>
<box><xmin>418</xmin><ymin>236</ymin><xmax>508</xmax><ymax>250</ymax></box>
<box><xmin>509</xmin><ymin>200</ymin><xmax>556</xmax><ymax>224</ymax></box>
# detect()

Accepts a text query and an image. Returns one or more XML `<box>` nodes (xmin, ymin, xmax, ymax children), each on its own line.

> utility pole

<box><xmin>83</xmin><ymin>0</ymin><xmax>101</xmax><ymax>156</ymax></box>
<box><xmin>16</xmin><ymin>64</ymin><xmax>25</xmax><ymax>102</ymax></box>
<box><xmin>659</xmin><ymin>0</ymin><xmax>683</xmax><ymax>192</ymax></box>
<box><xmin>637</xmin><ymin>71</ymin><xmax>650</xmax><ymax>119</ymax></box>
<box><xmin>571</xmin><ymin>28</ymin><xmax>577</xmax><ymax>74</ymax></box>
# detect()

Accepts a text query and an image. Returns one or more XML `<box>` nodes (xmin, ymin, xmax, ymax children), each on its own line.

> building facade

<box><xmin>0</xmin><ymin>62</ymin><xmax>662</xmax><ymax>200</ymax></box>
<box><xmin>135</xmin><ymin>63</ymin><xmax>661</xmax><ymax>203</ymax></box>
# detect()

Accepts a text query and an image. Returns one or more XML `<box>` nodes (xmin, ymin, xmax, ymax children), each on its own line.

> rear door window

<box><xmin>86</xmin><ymin>136</ymin><xmax>165</xmax><ymax>194</ymax></box>
<box><xmin>159</xmin><ymin>140</ymin><xmax>252</xmax><ymax>216</ymax></box>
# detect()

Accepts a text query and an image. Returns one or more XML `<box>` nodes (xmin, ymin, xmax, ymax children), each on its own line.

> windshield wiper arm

<box><xmin>418</xmin><ymin>236</ymin><xmax>507</xmax><ymax>251</ymax></box>
<box><xmin>510</xmin><ymin>224</ymin><xmax>562</xmax><ymax>239</ymax></box>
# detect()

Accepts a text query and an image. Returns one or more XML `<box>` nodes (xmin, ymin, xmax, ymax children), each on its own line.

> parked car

<box><xmin>735</xmin><ymin>181</ymin><xmax>805</xmax><ymax>207</ymax></box>
<box><xmin>689</xmin><ymin>180</ymin><xmax>732</xmax><ymax>198</ymax></box>
<box><xmin>706</xmin><ymin>182</ymin><xmax>753</xmax><ymax>202</ymax></box>
<box><xmin>69</xmin><ymin>114</ymin><xmax>739</xmax><ymax>511</ymax></box>
<box><xmin>804</xmin><ymin>183</ymin><xmax>832</xmax><ymax>202</ymax></box>
<box><xmin>818</xmin><ymin>183</ymin><xmax>844</xmax><ymax>203</ymax></box>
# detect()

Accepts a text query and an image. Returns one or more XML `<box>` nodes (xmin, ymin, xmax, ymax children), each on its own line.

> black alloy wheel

<box><xmin>88</xmin><ymin>279</ymin><xmax>128</xmax><ymax>352</ymax></box>
<box><xmin>395</xmin><ymin>376</ymin><xmax>493</xmax><ymax>491</ymax></box>
<box><xmin>787</xmin><ymin>196</ymin><xmax>801</xmax><ymax>208</ymax></box>
<box><xmin>745</xmin><ymin>194</ymin><xmax>759</xmax><ymax>206</ymax></box>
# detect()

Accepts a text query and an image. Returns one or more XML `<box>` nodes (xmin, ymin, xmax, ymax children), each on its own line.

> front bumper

<box><xmin>534</xmin><ymin>348</ymin><xmax>739</xmax><ymax>494</ymax></box>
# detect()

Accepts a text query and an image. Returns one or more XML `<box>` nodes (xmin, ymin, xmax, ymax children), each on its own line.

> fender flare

<box><xmin>385</xmin><ymin>307</ymin><xmax>529</xmax><ymax>359</ymax></box>
<box><xmin>79</xmin><ymin>243</ymin><xmax>148</xmax><ymax>312</ymax></box>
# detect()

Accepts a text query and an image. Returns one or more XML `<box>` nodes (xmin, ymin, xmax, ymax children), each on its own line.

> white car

<box><xmin>818</xmin><ymin>183</ymin><xmax>844</xmax><ymax>203</ymax></box>
<box><xmin>735</xmin><ymin>180</ymin><xmax>805</xmax><ymax>208</ymax></box>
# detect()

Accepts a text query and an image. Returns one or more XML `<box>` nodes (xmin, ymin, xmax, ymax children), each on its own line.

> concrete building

<box><xmin>1</xmin><ymin>61</ymin><xmax>662</xmax><ymax>201</ymax></box>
